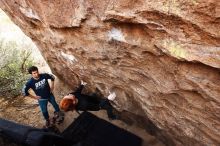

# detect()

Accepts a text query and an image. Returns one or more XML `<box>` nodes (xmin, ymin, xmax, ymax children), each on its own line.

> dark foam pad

<box><xmin>62</xmin><ymin>112</ymin><xmax>143</xmax><ymax>146</ymax></box>
<box><xmin>0</xmin><ymin>118</ymin><xmax>71</xmax><ymax>146</ymax></box>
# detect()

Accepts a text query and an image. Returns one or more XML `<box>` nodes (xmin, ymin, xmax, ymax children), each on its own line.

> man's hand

<box><xmin>81</xmin><ymin>80</ymin><xmax>87</xmax><ymax>86</ymax></box>
<box><xmin>29</xmin><ymin>94</ymin><xmax>41</xmax><ymax>100</ymax></box>
<box><xmin>35</xmin><ymin>96</ymin><xmax>41</xmax><ymax>100</ymax></box>
<box><xmin>50</xmin><ymin>86</ymin><xmax>54</xmax><ymax>93</ymax></box>
<box><xmin>50</xmin><ymin>81</ymin><xmax>54</xmax><ymax>93</ymax></box>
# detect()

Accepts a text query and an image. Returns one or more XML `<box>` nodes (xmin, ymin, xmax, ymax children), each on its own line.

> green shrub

<box><xmin>0</xmin><ymin>39</ymin><xmax>33</xmax><ymax>98</ymax></box>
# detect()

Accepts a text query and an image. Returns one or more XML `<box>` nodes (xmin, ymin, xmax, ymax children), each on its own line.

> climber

<box><xmin>59</xmin><ymin>80</ymin><xmax>117</xmax><ymax>120</ymax></box>
<box><xmin>22</xmin><ymin>66</ymin><xmax>63</xmax><ymax>128</ymax></box>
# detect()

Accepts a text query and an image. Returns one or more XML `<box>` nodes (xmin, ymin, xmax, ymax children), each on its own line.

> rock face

<box><xmin>0</xmin><ymin>0</ymin><xmax>220</xmax><ymax>145</ymax></box>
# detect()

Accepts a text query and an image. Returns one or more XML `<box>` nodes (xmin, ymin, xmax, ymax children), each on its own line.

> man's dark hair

<box><xmin>28</xmin><ymin>66</ymin><xmax>38</xmax><ymax>74</ymax></box>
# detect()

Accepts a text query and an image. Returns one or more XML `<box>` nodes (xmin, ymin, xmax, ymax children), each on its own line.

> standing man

<box><xmin>22</xmin><ymin>66</ymin><xmax>61</xmax><ymax>128</ymax></box>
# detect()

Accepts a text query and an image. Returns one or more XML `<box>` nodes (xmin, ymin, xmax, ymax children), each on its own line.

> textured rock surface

<box><xmin>0</xmin><ymin>0</ymin><xmax>220</xmax><ymax>145</ymax></box>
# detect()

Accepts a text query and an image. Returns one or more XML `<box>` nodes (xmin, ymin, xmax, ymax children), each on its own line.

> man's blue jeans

<box><xmin>38</xmin><ymin>94</ymin><xmax>60</xmax><ymax>120</ymax></box>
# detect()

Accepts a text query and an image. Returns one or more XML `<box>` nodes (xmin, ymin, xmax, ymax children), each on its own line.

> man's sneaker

<box><xmin>54</xmin><ymin>111</ymin><xmax>59</xmax><ymax>119</ymax></box>
<box><xmin>45</xmin><ymin>119</ymin><xmax>52</xmax><ymax>128</ymax></box>
<box><xmin>54</xmin><ymin>111</ymin><xmax>65</xmax><ymax>124</ymax></box>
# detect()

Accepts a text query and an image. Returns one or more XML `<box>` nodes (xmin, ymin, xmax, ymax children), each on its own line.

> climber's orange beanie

<box><xmin>59</xmin><ymin>98</ymin><xmax>75</xmax><ymax>112</ymax></box>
